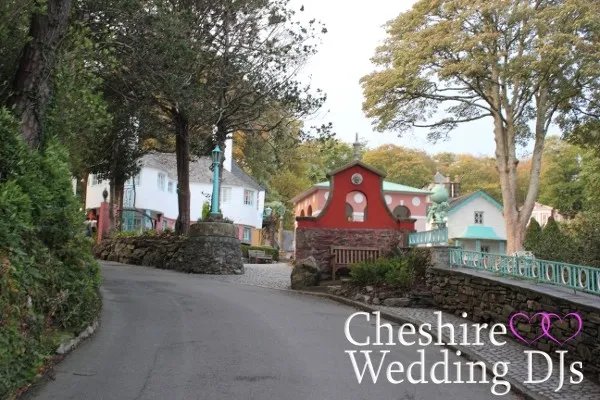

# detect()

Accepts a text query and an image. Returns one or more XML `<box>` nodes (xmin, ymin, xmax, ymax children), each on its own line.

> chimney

<box><xmin>224</xmin><ymin>137</ymin><xmax>233</xmax><ymax>172</ymax></box>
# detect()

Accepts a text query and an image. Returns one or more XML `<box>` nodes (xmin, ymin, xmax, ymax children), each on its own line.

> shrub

<box><xmin>241</xmin><ymin>245</ymin><xmax>279</xmax><ymax>261</ymax></box>
<box><xmin>0</xmin><ymin>108</ymin><xmax>101</xmax><ymax>397</ymax></box>
<box><xmin>524</xmin><ymin>218</ymin><xmax>542</xmax><ymax>254</ymax></box>
<box><xmin>386</xmin><ymin>247</ymin><xmax>431</xmax><ymax>278</ymax></box>
<box><xmin>350</xmin><ymin>257</ymin><xmax>414</xmax><ymax>287</ymax></box>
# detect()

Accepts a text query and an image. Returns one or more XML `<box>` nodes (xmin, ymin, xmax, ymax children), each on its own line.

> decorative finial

<box><xmin>353</xmin><ymin>133</ymin><xmax>361</xmax><ymax>161</ymax></box>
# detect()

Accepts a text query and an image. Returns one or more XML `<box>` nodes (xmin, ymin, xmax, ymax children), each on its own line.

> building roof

<box><xmin>448</xmin><ymin>190</ymin><xmax>503</xmax><ymax>214</ymax></box>
<box><xmin>456</xmin><ymin>225</ymin><xmax>504</xmax><ymax>241</ymax></box>
<box><xmin>433</xmin><ymin>171</ymin><xmax>446</xmax><ymax>184</ymax></box>
<box><xmin>141</xmin><ymin>152</ymin><xmax>263</xmax><ymax>191</ymax></box>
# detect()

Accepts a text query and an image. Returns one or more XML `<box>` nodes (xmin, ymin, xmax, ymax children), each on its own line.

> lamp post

<box><xmin>210</xmin><ymin>145</ymin><xmax>222</xmax><ymax>218</ymax></box>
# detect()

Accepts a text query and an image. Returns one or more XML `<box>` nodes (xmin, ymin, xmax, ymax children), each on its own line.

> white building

<box><xmin>530</xmin><ymin>202</ymin><xmax>565</xmax><ymax>226</ymax></box>
<box><xmin>85</xmin><ymin>140</ymin><xmax>265</xmax><ymax>243</ymax></box>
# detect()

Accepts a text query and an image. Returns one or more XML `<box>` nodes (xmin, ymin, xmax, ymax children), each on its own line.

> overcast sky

<box><xmin>291</xmin><ymin>0</ymin><xmax>546</xmax><ymax>158</ymax></box>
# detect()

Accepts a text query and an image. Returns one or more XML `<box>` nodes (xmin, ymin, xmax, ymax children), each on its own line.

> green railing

<box><xmin>408</xmin><ymin>227</ymin><xmax>448</xmax><ymax>246</ymax></box>
<box><xmin>449</xmin><ymin>249</ymin><xmax>600</xmax><ymax>295</ymax></box>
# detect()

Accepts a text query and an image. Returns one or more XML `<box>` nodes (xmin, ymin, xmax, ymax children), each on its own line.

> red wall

<box><xmin>297</xmin><ymin>164</ymin><xmax>415</xmax><ymax>230</ymax></box>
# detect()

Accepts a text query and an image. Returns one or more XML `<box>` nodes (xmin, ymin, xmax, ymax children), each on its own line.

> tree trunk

<box><xmin>8</xmin><ymin>0</ymin><xmax>71</xmax><ymax>148</ymax></box>
<box><xmin>175</xmin><ymin>111</ymin><xmax>191</xmax><ymax>235</ymax></box>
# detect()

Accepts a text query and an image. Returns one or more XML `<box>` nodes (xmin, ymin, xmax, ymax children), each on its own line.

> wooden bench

<box><xmin>330</xmin><ymin>246</ymin><xmax>381</xmax><ymax>280</ymax></box>
<box><xmin>248</xmin><ymin>250</ymin><xmax>273</xmax><ymax>264</ymax></box>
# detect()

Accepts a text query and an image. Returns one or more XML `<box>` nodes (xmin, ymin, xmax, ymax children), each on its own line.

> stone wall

<box><xmin>295</xmin><ymin>227</ymin><xmax>408</xmax><ymax>277</ymax></box>
<box><xmin>427</xmin><ymin>266</ymin><xmax>600</xmax><ymax>383</ymax></box>
<box><xmin>95</xmin><ymin>222</ymin><xmax>243</xmax><ymax>274</ymax></box>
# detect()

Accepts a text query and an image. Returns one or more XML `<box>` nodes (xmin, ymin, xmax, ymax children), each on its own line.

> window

<box><xmin>243</xmin><ymin>227</ymin><xmax>252</xmax><ymax>242</ymax></box>
<box><xmin>221</xmin><ymin>187</ymin><xmax>232</xmax><ymax>203</ymax></box>
<box><xmin>157</xmin><ymin>173</ymin><xmax>166</xmax><ymax>191</ymax></box>
<box><xmin>481</xmin><ymin>246</ymin><xmax>490</xmax><ymax>253</ymax></box>
<box><xmin>168</xmin><ymin>181</ymin><xmax>173</xmax><ymax>193</ymax></box>
<box><xmin>162</xmin><ymin>220</ymin><xmax>167</xmax><ymax>231</ymax></box>
<box><xmin>127</xmin><ymin>175</ymin><xmax>141</xmax><ymax>186</ymax></box>
<box><xmin>244</xmin><ymin>190</ymin><xmax>254</xmax><ymax>206</ymax></box>
<box><xmin>393</xmin><ymin>205</ymin><xmax>411</xmax><ymax>219</ymax></box>
<box><xmin>90</xmin><ymin>174</ymin><xmax>102</xmax><ymax>186</ymax></box>
<box><xmin>474</xmin><ymin>211</ymin><xmax>484</xmax><ymax>224</ymax></box>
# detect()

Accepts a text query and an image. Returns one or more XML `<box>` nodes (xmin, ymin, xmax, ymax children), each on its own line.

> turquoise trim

<box><xmin>457</xmin><ymin>225</ymin><xmax>504</xmax><ymax>240</ymax></box>
<box><xmin>475</xmin><ymin>239</ymin><xmax>481</xmax><ymax>252</ymax></box>
<box><xmin>448</xmin><ymin>190</ymin><xmax>503</xmax><ymax>215</ymax></box>
<box><xmin>315</xmin><ymin>180</ymin><xmax>431</xmax><ymax>194</ymax></box>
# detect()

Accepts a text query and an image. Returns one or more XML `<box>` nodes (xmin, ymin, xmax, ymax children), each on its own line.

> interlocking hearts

<box><xmin>508</xmin><ymin>312</ymin><xmax>583</xmax><ymax>345</ymax></box>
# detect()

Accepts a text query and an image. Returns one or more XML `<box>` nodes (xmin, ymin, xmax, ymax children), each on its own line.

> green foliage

<box><xmin>524</xmin><ymin>219</ymin><xmax>542</xmax><ymax>254</ymax></box>
<box><xmin>566</xmin><ymin>211</ymin><xmax>600</xmax><ymax>268</ymax></box>
<box><xmin>350</xmin><ymin>257</ymin><xmax>414</xmax><ymax>287</ymax></box>
<box><xmin>537</xmin><ymin>217</ymin><xmax>575</xmax><ymax>263</ymax></box>
<box><xmin>201</xmin><ymin>202</ymin><xmax>210</xmax><ymax>221</ymax></box>
<box><xmin>0</xmin><ymin>108</ymin><xmax>101</xmax><ymax>397</ymax></box>
<box><xmin>241</xmin><ymin>245</ymin><xmax>279</xmax><ymax>262</ymax></box>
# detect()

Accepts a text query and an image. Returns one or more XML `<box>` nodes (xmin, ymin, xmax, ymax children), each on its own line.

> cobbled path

<box><xmin>203</xmin><ymin>263</ymin><xmax>600</xmax><ymax>400</ymax></box>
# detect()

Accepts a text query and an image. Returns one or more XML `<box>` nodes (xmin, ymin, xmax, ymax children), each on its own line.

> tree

<box><xmin>7</xmin><ymin>0</ymin><xmax>72</xmax><ymax>148</ymax></box>
<box><xmin>363</xmin><ymin>144</ymin><xmax>435</xmax><ymax>188</ymax></box>
<box><xmin>439</xmin><ymin>154</ymin><xmax>502</xmax><ymax>201</ymax></box>
<box><xmin>537</xmin><ymin>137</ymin><xmax>584</xmax><ymax>218</ymax></box>
<box><xmin>523</xmin><ymin>218</ymin><xmax>541</xmax><ymax>254</ymax></box>
<box><xmin>537</xmin><ymin>217</ymin><xmax>574</xmax><ymax>263</ymax></box>
<box><xmin>361</xmin><ymin>0</ymin><xmax>600</xmax><ymax>253</ymax></box>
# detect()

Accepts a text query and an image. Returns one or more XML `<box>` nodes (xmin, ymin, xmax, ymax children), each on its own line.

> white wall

<box><xmin>85</xmin><ymin>166</ymin><xmax>264</xmax><ymax>228</ymax></box>
<box><xmin>447</xmin><ymin>196</ymin><xmax>506</xmax><ymax>240</ymax></box>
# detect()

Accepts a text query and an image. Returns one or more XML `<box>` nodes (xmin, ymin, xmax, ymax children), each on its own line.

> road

<box><xmin>26</xmin><ymin>262</ymin><xmax>517</xmax><ymax>400</ymax></box>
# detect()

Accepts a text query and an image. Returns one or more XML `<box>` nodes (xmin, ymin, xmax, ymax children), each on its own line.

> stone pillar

<box><xmin>97</xmin><ymin>202</ymin><xmax>111</xmax><ymax>243</ymax></box>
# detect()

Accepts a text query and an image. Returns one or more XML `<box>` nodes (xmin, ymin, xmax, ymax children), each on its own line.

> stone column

<box><xmin>97</xmin><ymin>202</ymin><xmax>111</xmax><ymax>243</ymax></box>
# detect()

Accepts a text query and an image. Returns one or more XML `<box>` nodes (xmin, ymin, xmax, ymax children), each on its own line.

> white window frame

<box><xmin>474</xmin><ymin>211</ymin><xmax>484</xmax><ymax>225</ymax></box>
<box><xmin>243</xmin><ymin>227</ymin><xmax>252</xmax><ymax>242</ymax></box>
<box><xmin>126</xmin><ymin>175</ymin><xmax>141</xmax><ymax>186</ymax></box>
<box><xmin>90</xmin><ymin>174</ymin><xmax>102</xmax><ymax>186</ymax></box>
<box><xmin>168</xmin><ymin>181</ymin><xmax>174</xmax><ymax>193</ymax></box>
<box><xmin>243</xmin><ymin>189</ymin><xmax>254</xmax><ymax>206</ymax></box>
<box><xmin>157</xmin><ymin>173</ymin><xmax>166</xmax><ymax>191</ymax></box>
<box><xmin>221</xmin><ymin>186</ymin><xmax>232</xmax><ymax>203</ymax></box>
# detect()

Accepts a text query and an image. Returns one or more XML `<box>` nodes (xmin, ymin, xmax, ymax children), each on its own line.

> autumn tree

<box><xmin>361</xmin><ymin>0</ymin><xmax>600</xmax><ymax>253</ymax></box>
<box><xmin>363</xmin><ymin>144</ymin><xmax>436</xmax><ymax>188</ymax></box>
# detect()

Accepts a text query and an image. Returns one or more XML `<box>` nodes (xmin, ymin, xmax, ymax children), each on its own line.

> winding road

<box><xmin>25</xmin><ymin>262</ymin><xmax>516</xmax><ymax>400</ymax></box>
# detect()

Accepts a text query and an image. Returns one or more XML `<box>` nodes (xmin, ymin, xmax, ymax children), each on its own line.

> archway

<box><xmin>346</xmin><ymin>191</ymin><xmax>367</xmax><ymax>222</ymax></box>
<box><xmin>345</xmin><ymin>203</ymin><xmax>354</xmax><ymax>221</ymax></box>
<box><xmin>307</xmin><ymin>205</ymin><xmax>313</xmax><ymax>217</ymax></box>
<box><xmin>300</xmin><ymin>209</ymin><xmax>305</xmax><ymax>217</ymax></box>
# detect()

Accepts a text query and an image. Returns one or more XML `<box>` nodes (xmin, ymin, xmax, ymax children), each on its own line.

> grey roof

<box><xmin>141</xmin><ymin>152</ymin><xmax>263</xmax><ymax>191</ymax></box>
<box><xmin>433</xmin><ymin>171</ymin><xmax>446</xmax><ymax>184</ymax></box>
<box><xmin>231</xmin><ymin>161</ymin><xmax>264</xmax><ymax>191</ymax></box>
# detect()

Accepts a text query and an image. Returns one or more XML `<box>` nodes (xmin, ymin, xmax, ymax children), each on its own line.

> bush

<box><xmin>524</xmin><ymin>218</ymin><xmax>542</xmax><ymax>254</ymax></box>
<box><xmin>386</xmin><ymin>247</ymin><xmax>431</xmax><ymax>278</ymax></box>
<box><xmin>241</xmin><ymin>245</ymin><xmax>279</xmax><ymax>261</ymax></box>
<box><xmin>0</xmin><ymin>108</ymin><xmax>101</xmax><ymax>397</ymax></box>
<box><xmin>350</xmin><ymin>257</ymin><xmax>414</xmax><ymax>287</ymax></box>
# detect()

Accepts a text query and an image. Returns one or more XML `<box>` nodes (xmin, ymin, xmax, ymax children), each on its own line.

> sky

<box><xmin>290</xmin><ymin>0</ymin><xmax>544</xmax><ymax>158</ymax></box>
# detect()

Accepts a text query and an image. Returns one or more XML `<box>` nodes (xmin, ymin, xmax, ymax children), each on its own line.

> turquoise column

<box><xmin>210</xmin><ymin>145</ymin><xmax>221</xmax><ymax>216</ymax></box>
<box><xmin>475</xmin><ymin>239</ymin><xmax>481</xmax><ymax>252</ymax></box>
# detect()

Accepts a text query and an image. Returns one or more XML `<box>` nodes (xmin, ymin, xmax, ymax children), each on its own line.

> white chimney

<box><xmin>224</xmin><ymin>137</ymin><xmax>233</xmax><ymax>172</ymax></box>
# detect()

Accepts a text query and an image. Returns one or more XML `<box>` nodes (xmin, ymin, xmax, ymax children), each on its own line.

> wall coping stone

<box><xmin>434</xmin><ymin>266</ymin><xmax>600</xmax><ymax>311</ymax></box>
<box><xmin>189</xmin><ymin>222</ymin><xmax>238</xmax><ymax>238</ymax></box>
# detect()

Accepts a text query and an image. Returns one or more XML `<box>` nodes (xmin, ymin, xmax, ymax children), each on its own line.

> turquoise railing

<box><xmin>449</xmin><ymin>249</ymin><xmax>600</xmax><ymax>295</ymax></box>
<box><xmin>408</xmin><ymin>227</ymin><xmax>448</xmax><ymax>246</ymax></box>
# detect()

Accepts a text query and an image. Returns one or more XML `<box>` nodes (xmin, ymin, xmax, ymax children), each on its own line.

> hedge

<box><xmin>0</xmin><ymin>108</ymin><xmax>101</xmax><ymax>398</ymax></box>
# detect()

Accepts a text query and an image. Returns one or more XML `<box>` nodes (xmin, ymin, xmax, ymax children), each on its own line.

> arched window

<box><xmin>393</xmin><ymin>205</ymin><xmax>411</xmax><ymax>219</ymax></box>
<box><xmin>346</xmin><ymin>191</ymin><xmax>367</xmax><ymax>222</ymax></box>
<box><xmin>307</xmin><ymin>205</ymin><xmax>313</xmax><ymax>217</ymax></box>
<box><xmin>300</xmin><ymin>209</ymin><xmax>305</xmax><ymax>217</ymax></box>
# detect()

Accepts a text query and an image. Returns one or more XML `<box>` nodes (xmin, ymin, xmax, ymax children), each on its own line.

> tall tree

<box><xmin>361</xmin><ymin>0</ymin><xmax>600</xmax><ymax>253</ymax></box>
<box><xmin>363</xmin><ymin>144</ymin><xmax>436</xmax><ymax>188</ymax></box>
<box><xmin>7</xmin><ymin>0</ymin><xmax>72</xmax><ymax>148</ymax></box>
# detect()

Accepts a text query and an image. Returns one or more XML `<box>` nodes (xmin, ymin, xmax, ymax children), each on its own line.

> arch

<box><xmin>300</xmin><ymin>209</ymin><xmax>305</xmax><ymax>217</ymax></box>
<box><xmin>307</xmin><ymin>205</ymin><xmax>313</xmax><ymax>217</ymax></box>
<box><xmin>392</xmin><ymin>205</ymin><xmax>411</xmax><ymax>219</ymax></box>
<box><xmin>346</xmin><ymin>191</ymin><xmax>367</xmax><ymax>222</ymax></box>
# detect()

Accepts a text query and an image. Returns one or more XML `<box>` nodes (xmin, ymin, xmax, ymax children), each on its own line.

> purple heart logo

<box><xmin>508</xmin><ymin>312</ymin><xmax>546</xmax><ymax>345</ymax></box>
<box><xmin>539</xmin><ymin>312</ymin><xmax>583</xmax><ymax>345</ymax></box>
<box><xmin>508</xmin><ymin>312</ymin><xmax>583</xmax><ymax>346</ymax></box>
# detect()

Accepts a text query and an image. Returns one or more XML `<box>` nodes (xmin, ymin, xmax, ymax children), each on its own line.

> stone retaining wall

<box><xmin>95</xmin><ymin>222</ymin><xmax>243</xmax><ymax>274</ymax></box>
<box><xmin>294</xmin><ymin>227</ymin><xmax>408</xmax><ymax>278</ymax></box>
<box><xmin>427</xmin><ymin>266</ymin><xmax>600</xmax><ymax>383</ymax></box>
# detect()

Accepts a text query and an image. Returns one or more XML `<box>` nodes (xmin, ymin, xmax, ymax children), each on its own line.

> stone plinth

<box><xmin>95</xmin><ymin>222</ymin><xmax>243</xmax><ymax>275</ymax></box>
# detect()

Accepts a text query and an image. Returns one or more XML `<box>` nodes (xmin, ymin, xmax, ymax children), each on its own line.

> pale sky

<box><xmin>292</xmin><ymin>0</ymin><xmax>547</xmax><ymax>158</ymax></box>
